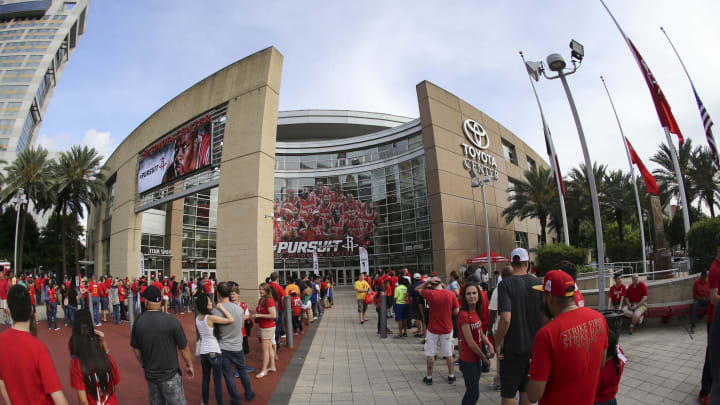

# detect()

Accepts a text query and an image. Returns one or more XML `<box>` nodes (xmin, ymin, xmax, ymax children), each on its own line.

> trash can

<box><xmin>601</xmin><ymin>310</ymin><xmax>624</xmax><ymax>336</ymax></box>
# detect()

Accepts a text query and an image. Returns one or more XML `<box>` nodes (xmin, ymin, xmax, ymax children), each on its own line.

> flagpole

<box><xmin>600</xmin><ymin>0</ymin><xmax>691</xmax><ymax>237</ymax></box>
<box><xmin>660</xmin><ymin>27</ymin><xmax>696</xmax><ymax>90</ymax></box>
<box><xmin>600</xmin><ymin>76</ymin><xmax>647</xmax><ymax>273</ymax></box>
<box><xmin>519</xmin><ymin>51</ymin><xmax>570</xmax><ymax>246</ymax></box>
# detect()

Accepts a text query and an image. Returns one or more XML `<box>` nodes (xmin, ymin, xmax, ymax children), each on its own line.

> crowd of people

<box><xmin>354</xmin><ymin>247</ymin><xmax>627</xmax><ymax>405</ymax></box>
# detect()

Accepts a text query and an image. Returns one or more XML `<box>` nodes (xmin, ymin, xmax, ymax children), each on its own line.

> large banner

<box><xmin>137</xmin><ymin>114</ymin><xmax>213</xmax><ymax>194</ymax></box>
<box><xmin>273</xmin><ymin>184</ymin><xmax>379</xmax><ymax>258</ymax></box>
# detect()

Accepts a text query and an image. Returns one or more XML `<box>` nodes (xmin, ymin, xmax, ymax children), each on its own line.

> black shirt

<box><xmin>130</xmin><ymin>310</ymin><xmax>188</xmax><ymax>383</ymax></box>
<box><xmin>497</xmin><ymin>273</ymin><xmax>543</xmax><ymax>357</ymax></box>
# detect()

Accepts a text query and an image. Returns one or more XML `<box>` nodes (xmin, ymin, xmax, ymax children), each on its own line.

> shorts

<box><xmin>394</xmin><ymin>304</ymin><xmax>408</xmax><ymax>321</ymax></box>
<box><xmin>424</xmin><ymin>330</ymin><xmax>453</xmax><ymax>357</ymax></box>
<box><xmin>100</xmin><ymin>297</ymin><xmax>109</xmax><ymax>310</ymax></box>
<box><xmin>410</xmin><ymin>304</ymin><xmax>421</xmax><ymax>320</ymax></box>
<box><xmin>301</xmin><ymin>302</ymin><xmax>311</xmax><ymax>310</ymax></box>
<box><xmin>0</xmin><ymin>299</ymin><xmax>6</xmax><ymax>309</ymax></box>
<box><xmin>623</xmin><ymin>303</ymin><xmax>647</xmax><ymax>315</ymax></box>
<box><xmin>259</xmin><ymin>326</ymin><xmax>276</xmax><ymax>340</ymax></box>
<box><xmin>357</xmin><ymin>299</ymin><xmax>368</xmax><ymax>313</ymax></box>
<box><xmin>500</xmin><ymin>352</ymin><xmax>531</xmax><ymax>399</ymax></box>
<box><xmin>163</xmin><ymin>295</ymin><xmax>169</xmax><ymax>301</ymax></box>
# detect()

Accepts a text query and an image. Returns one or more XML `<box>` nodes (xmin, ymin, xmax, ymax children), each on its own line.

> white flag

<box><xmin>312</xmin><ymin>251</ymin><xmax>319</xmax><ymax>275</ymax></box>
<box><xmin>359</xmin><ymin>246</ymin><xmax>369</xmax><ymax>274</ymax></box>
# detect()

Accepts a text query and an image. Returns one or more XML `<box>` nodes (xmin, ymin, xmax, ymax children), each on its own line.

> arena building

<box><xmin>86</xmin><ymin>47</ymin><xmax>552</xmax><ymax>298</ymax></box>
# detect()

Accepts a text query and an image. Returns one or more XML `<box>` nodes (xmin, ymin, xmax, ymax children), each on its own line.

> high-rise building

<box><xmin>0</xmin><ymin>0</ymin><xmax>88</xmax><ymax>162</ymax></box>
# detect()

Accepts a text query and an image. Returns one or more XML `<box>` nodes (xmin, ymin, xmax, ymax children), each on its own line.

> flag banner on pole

<box><xmin>625</xmin><ymin>136</ymin><xmax>659</xmax><ymax>195</ymax></box>
<box><xmin>693</xmin><ymin>89</ymin><xmax>719</xmax><ymax>170</ymax></box>
<box><xmin>600</xmin><ymin>0</ymin><xmax>684</xmax><ymax>147</ymax></box>
<box><xmin>543</xmin><ymin>122</ymin><xmax>565</xmax><ymax>195</ymax></box>
<box><xmin>312</xmin><ymin>251</ymin><xmax>319</xmax><ymax>275</ymax></box>
<box><xmin>359</xmin><ymin>246</ymin><xmax>369</xmax><ymax>274</ymax></box>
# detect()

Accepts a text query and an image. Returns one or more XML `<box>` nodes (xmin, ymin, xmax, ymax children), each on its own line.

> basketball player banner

<box><xmin>273</xmin><ymin>184</ymin><xmax>380</xmax><ymax>259</ymax></box>
<box><xmin>137</xmin><ymin>114</ymin><xmax>213</xmax><ymax>194</ymax></box>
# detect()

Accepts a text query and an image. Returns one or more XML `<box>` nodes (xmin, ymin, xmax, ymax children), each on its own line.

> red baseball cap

<box><xmin>532</xmin><ymin>270</ymin><xmax>575</xmax><ymax>297</ymax></box>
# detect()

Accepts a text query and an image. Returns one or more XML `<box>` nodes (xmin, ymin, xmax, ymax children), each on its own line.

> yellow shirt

<box><xmin>354</xmin><ymin>280</ymin><xmax>370</xmax><ymax>300</ymax></box>
<box><xmin>285</xmin><ymin>284</ymin><xmax>300</xmax><ymax>297</ymax></box>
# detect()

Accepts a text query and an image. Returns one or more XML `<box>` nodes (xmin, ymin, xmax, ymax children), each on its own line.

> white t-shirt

<box><xmin>488</xmin><ymin>281</ymin><xmax>501</xmax><ymax>335</ymax></box>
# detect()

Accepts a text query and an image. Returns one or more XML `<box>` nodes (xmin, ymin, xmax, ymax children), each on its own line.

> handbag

<box><xmin>364</xmin><ymin>290</ymin><xmax>376</xmax><ymax>305</ymax></box>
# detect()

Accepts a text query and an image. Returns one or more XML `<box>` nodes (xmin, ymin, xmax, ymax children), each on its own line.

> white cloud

<box><xmin>37</xmin><ymin>129</ymin><xmax>117</xmax><ymax>163</ymax></box>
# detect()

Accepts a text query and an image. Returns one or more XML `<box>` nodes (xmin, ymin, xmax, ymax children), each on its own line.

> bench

<box><xmin>646</xmin><ymin>301</ymin><xmax>706</xmax><ymax>324</ymax></box>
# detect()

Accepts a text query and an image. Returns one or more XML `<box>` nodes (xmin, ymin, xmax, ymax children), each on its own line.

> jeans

<box><xmin>311</xmin><ymin>302</ymin><xmax>318</xmax><ymax>318</ymax></box>
<box><xmin>595</xmin><ymin>399</ymin><xmax>618</xmax><ymax>405</ymax></box>
<box><xmin>201</xmin><ymin>353</ymin><xmax>223</xmax><ymax>405</ymax></box>
<box><xmin>172</xmin><ymin>298</ymin><xmax>182</xmax><ymax>314</ymax></box>
<box><xmin>62</xmin><ymin>306</ymin><xmax>69</xmax><ymax>326</ymax></box>
<box><xmin>459</xmin><ymin>360</ymin><xmax>482</xmax><ymax>405</ymax></box>
<box><xmin>92</xmin><ymin>297</ymin><xmax>100</xmax><ymax>324</ymax></box>
<box><xmin>48</xmin><ymin>302</ymin><xmax>58</xmax><ymax>329</ymax></box>
<box><xmin>222</xmin><ymin>349</ymin><xmax>254</xmax><ymax>403</ymax></box>
<box><xmin>292</xmin><ymin>314</ymin><xmax>302</xmax><ymax>332</ymax></box>
<box><xmin>66</xmin><ymin>305</ymin><xmax>77</xmax><ymax>326</ymax></box>
<box><xmin>120</xmin><ymin>302</ymin><xmax>127</xmax><ymax>321</ymax></box>
<box><xmin>701</xmin><ymin>321</ymin><xmax>713</xmax><ymax>396</ymax></box>
<box><xmin>275</xmin><ymin>309</ymin><xmax>284</xmax><ymax>342</ymax></box>
<box><xmin>692</xmin><ymin>298</ymin><xmax>709</xmax><ymax>328</ymax></box>
<box><xmin>100</xmin><ymin>296</ymin><xmax>109</xmax><ymax>311</ymax></box>
<box><xmin>113</xmin><ymin>304</ymin><xmax>120</xmax><ymax>324</ymax></box>
<box><xmin>147</xmin><ymin>373</ymin><xmax>186</xmax><ymax>405</ymax></box>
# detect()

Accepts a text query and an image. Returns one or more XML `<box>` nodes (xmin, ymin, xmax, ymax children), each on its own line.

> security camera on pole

<box><xmin>525</xmin><ymin>41</ymin><xmax>607</xmax><ymax>309</ymax></box>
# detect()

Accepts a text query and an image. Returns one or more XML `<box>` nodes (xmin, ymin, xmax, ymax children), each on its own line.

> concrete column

<box><xmin>167</xmin><ymin>198</ymin><xmax>184</xmax><ymax>279</ymax></box>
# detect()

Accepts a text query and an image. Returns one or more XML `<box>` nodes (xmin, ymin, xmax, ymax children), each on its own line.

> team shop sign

<box><xmin>274</xmin><ymin>235</ymin><xmax>359</xmax><ymax>257</ymax></box>
<box><xmin>461</xmin><ymin>119</ymin><xmax>499</xmax><ymax>179</ymax></box>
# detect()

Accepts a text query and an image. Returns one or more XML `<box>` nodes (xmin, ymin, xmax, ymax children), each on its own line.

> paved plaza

<box><xmin>285</xmin><ymin>287</ymin><xmax>709</xmax><ymax>405</ymax></box>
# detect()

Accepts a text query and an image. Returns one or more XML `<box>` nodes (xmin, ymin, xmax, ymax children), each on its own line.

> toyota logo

<box><xmin>463</xmin><ymin>119</ymin><xmax>490</xmax><ymax>150</ymax></box>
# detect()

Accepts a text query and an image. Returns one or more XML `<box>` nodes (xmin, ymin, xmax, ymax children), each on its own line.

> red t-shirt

<box><xmin>694</xmin><ymin>278</ymin><xmax>710</xmax><ymax>300</ymax></box>
<box><xmin>257</xmin><ymin>297</ymin><xmax>276</xmax><ymax>328</ymax></box>
<box><xmin>48</xmin><ymin>288</ymin><xmax>57</xmax><ymax>303</ymax></box>
<box><xmin>269</xmin><ymin>282</ymin><xmax>286</xmax><ymax>310</ymax></box>
<box><xmin>131</xmin><ymin>282</ymin><xmax>139</xmax><ymax>294</ymax></box>
<box><xmin>239</xmin><ymin>302</ymin><xmax>249</xmax><ymax>336</ymax></box>
<box><xmin>100</xmin><ymin>279</ymin><xmax>112</xmax><ymax>297</ymax></box>
<box><xmin>0</xmin><ymin>278</ymin><xmax>8</xmax><ymax>300</ymax></box>
<box><xmin>88</xmin><ymin>282</ymin><xmax>101</xmax><ymax>297</ymax></box>
<box><xmin>626</xmin><ymin>282</ymin><xmax>648</xmax><ymax>304</ymax></box>
<box><xmin>421</xmin><ymin>289</ymin><xmax>458</xmax><ymax>335</ymax></box>
<box><xmin>609</xmin><ymin>284</ymin><xmax>626</xmax><ymax>303</ymax></box>
<box><xmin>118</xmin><ymin>285</ymin><xmax>126</xmax><ymax>302</ymax></box>
<box><xmin>480</xmin><ymin>290</ymin><xmax>489</xmax><ymax>333</ymax></box>
<box><xmin>528</xmin><ymin>307</ymin><xmax>608</xmax><ymax>405</ymax></box>
<box><xmin>458</xmin><ymin>310</ymin><xmax>484</xmax><ymax>362</ymax></box>
<box><xmin>709</xmin><ymin>260</ymin><xmax>720</xmax><ymax>320</ymax></box>
<box><xmin>153</xmin><ymin>281</ymin><xmax>164</xmax><ymax>292</ymax></box>
<box><xmin>595</xmin><ymin>347</ymin><xmax>626</xmax><ymax>403</ymax></box>
<box><xmin>29</xmin><ymin>285</ymin><xmax>36</xmax><ymax>305</ymax></box>
<box><xmin>203</xmin><ymin>281</ymin><xmax>212</xmax><ymax>294</ymax></box>
<box><xmin>0</xmin><ymin>328</ymin><xmax>63</xmax><ymax>404</ymax></box>
<box><xmin>139</xmin><ymin>285</ymin><xmax>147</xmax><ymax>303</ymax></box>
<box><xmin>291</xmin><ymin>296</ymin><xmax>302</xmax><ymax>316</ymax></box>
<box><xmin>71</xmin><ymin>354</ymin><xmax>120</xmax><ymax>405</ymax></box>
<box><xmin>34</xmin><ymin>277</ymin><xmax>43</xmax><ymax>291</ymax></box>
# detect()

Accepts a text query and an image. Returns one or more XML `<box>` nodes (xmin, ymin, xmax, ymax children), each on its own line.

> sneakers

<box><xmin>699</xmin><ymin>395</ymin><xmax>710</xmax><ymax>405</ymax></box>
<box><xmin>244</xmin><ymin>365</ymin><xmax>254</xmax><ymax>372</ymax></box>
<box><xmin>281</xmin><ymin>334</ymin><xmax>287</xmax><ymax>339</ymax></box>
<box><xmin>423</xmin><ymin>377</ymin><xmax>433</xmax><ymax>385</ymax></box>
<box><xmin>234</xmin><ymin>370</ymin><xmax>241</xmax><ymax>378</ymax></box>
<box><xmin>490</xmin><ymin>382</ymin><xmax>502</xmax><ymax>391</ymax></box>
<box><xmin>54</xmin><ymin>327</ymin><xmax>60</xmax><ymax>331</ymax></box>
<box><xmin>448</xmin><ymin>375</ymin><xmax>456</xmax><ymax>385</ymax></box>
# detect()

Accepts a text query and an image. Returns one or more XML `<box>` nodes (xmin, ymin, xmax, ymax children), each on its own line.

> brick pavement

<box><xmin>288</xmin><ymin>287</ymin><xmax>709</xmax><ymax>404</ymax></box>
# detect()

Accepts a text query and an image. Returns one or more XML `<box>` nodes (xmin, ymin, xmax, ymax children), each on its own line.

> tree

<box><xmin>650</xmin><ymin>139</ymin><xmax>696</xmax><ymax>218</ymax></box>
<box><xmin>38</xmin><ymin>213</ymin><xmax>83</xmax><ymax>278</ymax></box>
<box><xmin>564</xmin><ymin>163</ymin><xmax>607</xmax><ymax>248</ymax></box>
<box><xmin>0</xmin><ymin>206</ymin><xmax>40</xmax><ymax>270</ymax></box>
<box><xmin>603</xmin><ymin>170</ymin><xmax>636</xmax><ymax>242</ymax></box>
<box><xmin>502</xmin><ymin>166</ymin><xmax>555</xmax><ymax>245</ymax></box>
<box><xmin>688</xmin><ymin>146</ymin><xmax>720</xmax><ymax>217</ymax></box>
<box><xmin>50</xmin><ymin>146</ymin><xmax>107</xmax><ymax>277</ymax></box>
<box><xmin>1</xmin><ymin>146</ymin><xmax>53</xmax><ymax>272</ymax></box>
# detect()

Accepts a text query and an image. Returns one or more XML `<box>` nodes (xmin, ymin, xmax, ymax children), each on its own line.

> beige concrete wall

<box><xmin>417</xmin><ymin>81</ymin><xmax>551</xmax><ymax>278</ymax></box>
<box><xmin>87</xmin><ymin>47</ymin><xmax>283</xmax><ymax>305</ymax></box>
<box><xmin>166</xmin><ymin>198</ymin><xmax>183</xmax><ymax>280</ymax></box>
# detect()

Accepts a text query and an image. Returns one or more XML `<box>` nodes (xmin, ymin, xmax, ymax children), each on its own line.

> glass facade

<box><xmin>273</xmin><ymin>132</ymin><xmax>432</xmax><ymax>285</ymax></box>
<box><xmin>181</xmin><ymin>189</ymin><xmax>218</xmax><ymax>281</ymax></box>
<box><xmin>141</xmin><ymin>233</ymin><xmax>167</xmax><ymax>279</ymax></box>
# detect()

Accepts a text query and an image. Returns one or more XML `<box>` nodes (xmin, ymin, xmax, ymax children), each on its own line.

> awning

<box><xmin>466</xmin><ymin>251</ymin><xmax>510</xmax><ymax>264</ymax></box>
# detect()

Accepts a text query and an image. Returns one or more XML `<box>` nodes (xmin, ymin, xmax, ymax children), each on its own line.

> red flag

<box><xmin>543</xmin><ymin>121</ymin><xmax>565</xmax><ymax>195</ymax></box>
<box><xmin>625</xmin><ymin>136</ymin><xmax>659</xmax><ymax>195</ymax></box>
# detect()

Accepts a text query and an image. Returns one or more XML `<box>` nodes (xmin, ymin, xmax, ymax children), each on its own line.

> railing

<box><xmin>577</xmin><ymin>258</ymin><xmax>690</xmax><ymax>282</ymax></box>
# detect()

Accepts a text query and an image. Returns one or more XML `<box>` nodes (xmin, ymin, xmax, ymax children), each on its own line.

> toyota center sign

<box><xmin>461</xmin><ymin>119</ymin><xmax>498</xmax><ymax>179</ymax></box>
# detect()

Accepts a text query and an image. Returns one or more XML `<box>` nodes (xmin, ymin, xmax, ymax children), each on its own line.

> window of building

<box><xmin>4</xmin><ymin>102</ymin><xmax>20</xmax><ymax>117</ymax></box>
<box><xmin>502</xmin><ymin>138</ymin><xmax>518</xmax><ymax>165</ymax></box>
<box><xmin>105</xmin><ymin>182</ymin><xmax>115</xmax><ymax>217</ymax></box>
<box><xmin>527</xmin><ymin>156</ymin><xmax>536</xmax><ymax>172</ymax></box>
<box><xmin>2</xmin><ymin>69</ymin><xmax>34</xmax><ymax>83</ymax></box>
<box><xmin>0</xmin><ymin>55</ymin><xmax>25</xmax><ymax>67</ymax></box>
<box><xmin>24</xmin><ymin>54</ymin><xmax>42</xmax><ymax>67</ymax></box>
<box><xmin>64</xmin><ymin>2</ymin><xmax>76</xmax><ymax>11</ymax></box>
<box><xmin>0</xmin><ymin>137</ymin><xmax>8</xmax><ymax>152</ymax></box>
<box><xmin>0</xmin><ymin>30</ymin><xmax>24</xmax><ymax>41</ymax></box>
<box><xmin>0</xmin><ymin>84</ymin><xmax>28</xmax><ymax>99</ymax></box>
<box><xmin>515</xmin><ymin>231</ymin><xmax>529</xmax><ymax>249</ymax></box>
<box><xmin>0</xmin><ymin>118</ymin><xmax>13</xmax><ymax>135</ymax></box>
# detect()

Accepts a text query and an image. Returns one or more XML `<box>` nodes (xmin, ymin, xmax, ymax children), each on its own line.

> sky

<box><xmin>37</xmin><ymin>0</ymin><xmax>720</xmax><ymax>176</ymax></box>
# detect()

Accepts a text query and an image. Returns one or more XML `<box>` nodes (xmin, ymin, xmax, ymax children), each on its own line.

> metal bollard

<box><xmin>129</xmin><ymin>291</ymin><xmax>135</xmax><ymax>331</ymax></box>
<box><xmin>283</xmin><ymin>295</ymin><xmax>293</xmax><ymax>348</ymax></box>
<box><xmin>88</xmin><ymin>294</ymin><xmax>94</xmax><ymax>325</ymax></box>
<box><xmin>380</xmin><ymin>291</ymin><xmax>387</xmax><ymax>339</ymax></box>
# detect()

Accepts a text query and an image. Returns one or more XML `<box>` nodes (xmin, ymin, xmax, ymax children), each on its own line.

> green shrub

<box><xmin>536</xmin><ymin>243</ymin><xmax>589</xmax><ymax>276</ymax></box>
<box><xmin>687</xmin><ymin>217</ymin><xmax>720</xmax><ymax>273</ymax></box>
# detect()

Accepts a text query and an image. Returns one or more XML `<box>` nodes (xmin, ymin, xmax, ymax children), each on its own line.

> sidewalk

<box><xmin>288</xmin><ymin>287</ymin><xmax>708</xmax><ymax>404</ymax></box>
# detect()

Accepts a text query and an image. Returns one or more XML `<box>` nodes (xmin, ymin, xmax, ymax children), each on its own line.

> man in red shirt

<box><xmin>100</xmin><ymin>276</ymin><xmax>112</xmax><ymax>323</ymax></box>
<box><xmin>34</xmin><ymin>276</ymin><xmax>43</xmax><ymax>304</ymax></box>
<box><xmin>0</xmin><ymin>285</ymin><xmax>69</xmax><ymax>405</ymax></box>
<box><xmin>88</xmin><ymin>275</ymin><xmax>102</xmax><ymax>327</ymax></box>
<box><xmin>0</xmin><ymin>273</ymin><xmax>9</xmax><ymax>326</ymax></box>
<box><xmin>527</xmin><ymin>270</ymin><xmax>608</xmax><ymax>405</ymax></box>
<box><xmin>415</xmin><ymin>276</ymin><xmax>459</xmax><ymax>386</ymax></box>
<box><xmin>622</xmin><ymin>274</ymin><xmax>648</xmax><ymax>334</ymax></box>
<box><xmin>699</xmin><ymin>233</ymin><xmax>720</xmax><ymax>403</ymax></box>
<box><xmin>692</xmin><ymin>271</ymin><xmax>710</xmax><ymax>332</ymax></box>
<box><xmin>269</xmin><ymin>272</ymin><xmax>287</xmax><ymax>342</ymax></box>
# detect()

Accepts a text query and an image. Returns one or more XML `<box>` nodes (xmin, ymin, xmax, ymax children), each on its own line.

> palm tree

<box><xmin>603</xmin><ymin>170</ymin><xmax>636</xmax><ymax>242</ymax></box>
<box><xmin>565</xmin><ymin>163</ymin><xmax>607</xmax><ymax>246</ymax></box>
<box><xmin>650</xmin><ymin>139</ymin><xmax>696</xmax><ymax>216</ymax></box>
<box><xmin>502</xmin><ymin>166</ymin><xmax>555</xmax><ymax>245</ymax></box>
<box><xmin>1</xmin><ymin>147</ymin><xmax>53</xmax><ymax>272</ymax></box>
<box><xmin>688</xmin><ymin>146</ymin><xmax>720</xmax><ymax>217</ymax></box>
<box><xmin>51</xmin><ymin>146</ymin><xmax>107</xmax><ymax>277</ymax></box>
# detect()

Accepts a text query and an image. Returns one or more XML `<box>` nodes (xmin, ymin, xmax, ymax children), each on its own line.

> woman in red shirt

<box><xmin>252</xmin><ymin>282</ymin><xmax>276</xmax><ymax>378</ymax></box>
<box><xmin>595</xmin><ymin>329</ymin><xmax>625</xmax><ymax>405</ymax></box>
<box><xmin>71</xmin><ymin>309</ymin><xmax>120</xmax><ymax>405</ymax></box>
<box><xmin>458</xmin><ymin>283</ymin><xmax>494</xmax><ymax>405</ymax></box>
<box><xmin>47</xmin><ymin>280</ymin><xmax>59</xmax><ymax>331</ymax></box>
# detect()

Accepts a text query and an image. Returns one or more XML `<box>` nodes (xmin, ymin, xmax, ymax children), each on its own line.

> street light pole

<box><xmin>471</xmin><ymin>171</ymin><xmax>493</xmax><ymax>273</ymax></box>
<box><xmin>13</xmin><ymin>188</ymin><xmax>26</xmax><ymax>273</ymax></box>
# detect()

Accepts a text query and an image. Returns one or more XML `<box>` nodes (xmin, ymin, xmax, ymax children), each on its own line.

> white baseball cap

<box><xmin>413</xmin><ymin>273</ymin><xmax>421</xmax><ymax>279</ymax></box>
<box><xmin>510</xmin><ymin>247</ymin><xmax>529</xmax><ymax>262</ymax></box>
